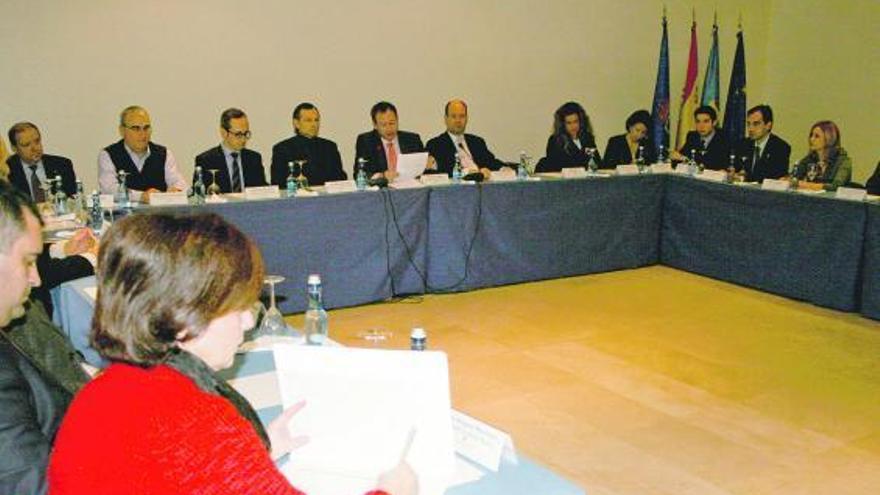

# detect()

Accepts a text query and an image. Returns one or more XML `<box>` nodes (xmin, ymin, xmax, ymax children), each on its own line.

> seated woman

<box><xmin>536</xmin><ymin>101</ymin><xmax>603</xmax><ymax>172</ymax></box>
<box><xmin>48</xmin><ymin>212</ymin><xmax>414</xmax><ymax>495</ymax></box>
<box><xmin>793</xmin><ymin>120</ymin><xmax>852</xmax><ymax>191</ymax></box>
<box><xmin>603</xmin><ymin>110</ymin><xmax>655</xmax><ymax>167</ymax></box>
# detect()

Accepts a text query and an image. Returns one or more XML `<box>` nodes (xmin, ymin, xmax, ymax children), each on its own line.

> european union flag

<box><xmin>723</xmin><ymin>29</ymin><xmax>747</xmax><ymax>144</ymax></box>
<box><xmin>651</xmin><ymin>15</ymin><xmax>670</xmax><ymax>159</ymax></box>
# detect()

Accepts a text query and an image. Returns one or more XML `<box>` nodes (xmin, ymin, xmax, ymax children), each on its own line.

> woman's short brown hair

<box><xmin>91</xmin><ymin>212</ymin><xmax>264</xmax><ymax>366</ymax></box>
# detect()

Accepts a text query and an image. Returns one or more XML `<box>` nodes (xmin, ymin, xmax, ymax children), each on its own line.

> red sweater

<box><xmin>48</xmin><ymin>363</ymin><xmax>389</xmax><ymax>495</ymax></box>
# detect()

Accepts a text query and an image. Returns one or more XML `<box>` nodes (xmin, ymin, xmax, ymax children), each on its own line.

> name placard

<box><xmin>244</xmin><ymin>186</ymin><xmax>281</xmax><ymax>200</ymax></box>
<box><xmin>420</xmin><ymin>174</ymin><xmax>451</xmax><ymax>186</ymax></box>
<box><xmin>562</xmin><ymin>168</ymin><xmax>588</xmax><ymax>179</ymax></box>
<box><xmin>149</xmin><ymin>191</ymin><xmax>189</xmax><ymax>206</ymax></box>
<box><xmin>451</xmin><ymin>410</ymin><xmax>517</xmax><ymax>472</ymax></box>
<box><xmin>673</xmin><ymin>164</ymin><xmax>691</xmax><ymax>175</ymax></box>
<box><xmin>835</xmin><ymin>186</ymin><xmax>867</xmax><ymax>202</ymax></box>
<box><xmin>651</xmin><ymin>162</ymin><xmax>673</xmax><ymax>174</ymax></box>
<box><xmin>699</xmin><ymin>170</ymin><xmax>728</xmax><ymax>183</ymax></box>
<box><xmin>323</xmin><ymin>180</ymin><xmax>357</xmax><ymax>194</ymax></box>
<box><xmin>490</xmin><ymin>170</ymin><xmax>517</xmax><ymax>182</ymax></box>
<box><xmin>390</xmin><ymin>178</ymin><xmax>425</xmax><ymax>189</ymax></box>
<box><xmin>761</xmin><ymin>179</ymin><xmax>790</xmax><ymax>192</ymax></box>
<box><xmin>616</xmin><ymin>164</ymin><xmax>640</xmax><ymax>176</ymax></box>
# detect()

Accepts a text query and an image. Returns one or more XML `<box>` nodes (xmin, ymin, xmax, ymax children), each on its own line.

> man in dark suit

<box><xmin>671</xmin><ymin>105</ymin><xmax>730</xmax><ymax>170</ymax></box>
<box><xmin>6</xmin><ymin>122</ymin><xmax>77</xmax><ymax>201</ymax></box>
<box><xmin>194</xmin><ymin>108</ymin><xmax>266</xmax><ymax>193</ymax></box>
<box><xmin>354</xmin><ymin>101</ymin><xmax>426</xmax><ymax>179</ymax></box>
<box><xmin>0</xmin><ymin>182</ymin><xmax>90</xmax><ymax>495</ymax></box>
<box><xmin>735</xmin><ymin>104</ymin><xmax>792</xmax><ymax>183</ymax></box>
<box><xmin>425</xmin><ymin>99</ymin><xmax>509</xmax><ymax>180</ymax></box>
<box><xmin>270</xmin><ymin>103</ymin><xmax>347</xmax><ymax>187</ymax></box>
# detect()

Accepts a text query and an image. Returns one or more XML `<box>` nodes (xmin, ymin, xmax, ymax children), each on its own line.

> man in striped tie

<box><xmin>194</xmin><ymin>108</ymin><xmax>267</xmax><ymax>194</ymax></box>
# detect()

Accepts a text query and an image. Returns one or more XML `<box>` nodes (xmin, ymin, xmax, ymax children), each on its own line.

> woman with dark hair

<box><xmin>536</xmin><ymin>101</ymin><xmax>603</xmax><ymax>172</ymax></box>
<box><xmin>793</xmin><ymin>120</ymin><xmax>852</xmax><ymax>191</ymax></box>
<box><xmin>48</xmin><ymin>212</ymin><xmax>415</xmax><ymax>495</ymax></box>
<box><xmin>603</xmin><ymin>110</ymin><xmax>655</xmax><ymax>167</ymax></box>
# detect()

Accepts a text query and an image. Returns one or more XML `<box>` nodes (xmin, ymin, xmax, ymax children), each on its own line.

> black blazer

<box><xmin>354</xmin><ymin>130</ymin><xmax>424</xmax><ymax>177</ymax></box>
<box><xmin>678</xmin><ymin>130</ymin><xmax>731</xmax><ymax>170</ymax></box>
<box><xmin>193</xmin><ymin>146</ymin><xmax>266</xmax><ymax>193</ymax></box>
<box><xmin>270</xmin><ymin>135</ymin><xmax>347</xmax><ymax>187</ymax></box>
<box><xmin>32</xmin><ymin>249</ymin><xmax>94</xmax><ymax>317</ymax></box>
<box><xmin>425</xmin><ymin>132</ymin><xmax>507</xmax><ymax>176</ymax></box>
<box><xmin>537</xmin><ymin>133</ymin><xmax>603</xmax><ymax>172</ymax></box>
<box><xmin>866</xmin><ymin>161</ymin><xmax>880</xmax><ymax>195</ymax></box>
<box><xmin>6</xmin><ymin>154</ymin><xmax>77</xmax><ymax>199</ymax></box>
<box><xmin>603</xmin><ymin>134</ymin><xmax>656</xmax><ymax>168</ymax></box>
<box><xmin>735</xmin><ymin>133</ymin><xmax>792</xmax><ymax>182</ymax></box>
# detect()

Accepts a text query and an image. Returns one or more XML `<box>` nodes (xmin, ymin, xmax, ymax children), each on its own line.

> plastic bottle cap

<box><xmin>308</xmin><ymin>274</ymin><xmax>321</xmax><ymax>284</ymax></box>
<box><xmin>410</xmin><ymin>327</ymin><xmax>426</xmax><ymax>339</ymax></box>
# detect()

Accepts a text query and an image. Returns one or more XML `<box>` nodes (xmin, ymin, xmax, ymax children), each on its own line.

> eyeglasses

<box><xmin>225</xmin><ymin>130</ymin><xmax>252</xmax><ymax>139</ymax></box>
<box><xmin>123</xmin><ymin>124</ymin><xmax>151</xmax><ymax>132</ymax></box>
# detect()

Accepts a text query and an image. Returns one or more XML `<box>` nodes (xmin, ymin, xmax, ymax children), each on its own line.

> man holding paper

<box><xmin>354</xmin><ymin>101</ymin><xmax>429</xmax><ymax>181</ymax></box>
<box><xmin>98</xmin><ymin>105</ymin><xmax>187</xmax><ymax>203</ymax></box>
<box><xmin>425</xmin><ymin>99</ymin><xmax>508</xmax><ymax>181</ymax></box>
<box><xmin>194</xmin><ymin>108</ymin><xmax>267</xmax><ymax>193</ymax></box>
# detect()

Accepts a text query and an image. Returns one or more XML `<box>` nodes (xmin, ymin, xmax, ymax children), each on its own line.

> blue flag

<box><xmin>701</xmin><ymin>21</ymin><xmax>720</xmax><ymax>112</ymax></box>
<box><xmin>723</xmin><ymin>29</ymin><xmax>747</xmax><ymax>144</ymax></box>
<box><xmin>650</xmin><ymin>15</ymin><xmax>670</xmax><ymax>159</ymax></box>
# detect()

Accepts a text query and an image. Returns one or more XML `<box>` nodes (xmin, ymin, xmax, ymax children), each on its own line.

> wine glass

<box><xmin>259</xmin><ymin>275</ymin><xmax>287</xmax><ymax>336</ymax></box>
<box><xmin>585</xmin><ymin>148</ymin><xmax>598</xmax><ymax>174</ymax></box>
<box><xmin>207</xmin><ymin>169</ymin><xmax>222</xmax><ymax>196</ymax></box>
<box><xmin>294</xmin><ymin>160</ymin><xmax>309</xmax><ymax>190</ymax></box>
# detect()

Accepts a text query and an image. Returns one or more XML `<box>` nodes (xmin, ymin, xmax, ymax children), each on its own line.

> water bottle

<box><xmin>517</xmin><ymin>151</ymin><xmax>529</xmax><ymax>180</ymax></box>
<box><xmin>193</xmin><ymin>166</ymin><xmax>206</xmax><ymax>204</ymax></box>
<box><xmin>73</xmin><ymin>180</ymin><xmax>86</xmax><ymax>222</ymax></box>
<box><xmin>658</xmin><ymin>145</ymin><xmax>666</xmax><ymax>164</ymax></box>
<box><xmin>789</xmin><ymin>161</ymin><xmax>800</xmax><ymax>191</ymax></box>
<box><xmin>452</xmin><ymin>156</ymin><xmax>463</xmax><ymax>184</ymax></box>
<box><xmin>89</xmin><ymin>191</ymin><xmax>103</xmax><ymax>236</ymax></box>
<box><xmin>410</xmin><ymin>328</ymin><xmax>427</xmax><ymax>351</ymax></box>
<box><xmin>688</xmin><ymin>150</ymin><xmax>698</xmax><ymax>176</ymax></box>
<box><xmin>115</xmin><ymin>170</ymin><xmax>130</xmax><ymax>208</ymax></box>
<box><xmin>586</xmin><ymin>148</ymin><xmax>598</xmax><ymax>174</ymax></box>
<box><xmin>286</xmin><ymin>162</ymin><xmax>297</xmax><ymax>198</ymax></box>
<box><xmin>727</xmin><ymin>154</ymin><xmax>737</xmax><ymax>183</ymax></box>
<box><xmin>636</xmin><ymin>145</ymin><xmax>646</xmax><ymax>173</ymax></box>
<box><xmin>303</xmin><ymin>274</ymin><xmax>328</xmax><ymax>345</ymax></box>
<box><xmin>356</xmin><ymin>158</ymin><xmax>368</xmax><ymax>191</ymax></box>
<box><xmin>53</xmin><ymin>176</ymin><xmax>69</xmax><ymax>214</ymax></box>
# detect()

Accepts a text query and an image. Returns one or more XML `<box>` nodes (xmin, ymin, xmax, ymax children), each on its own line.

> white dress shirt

<box><xmin>98</xmin><ymin>143</ymin><xmax>187</xmax><ymax>200</ymax></box>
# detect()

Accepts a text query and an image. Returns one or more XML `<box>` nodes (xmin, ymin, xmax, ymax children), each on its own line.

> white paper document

<box><xmin>273</xmin><ymin>345</ymin><xmax>455</xmax><ymax>495</ymax></box>
<box><xmin>396</xmin><ymin>152</ymin><xmax>429</xmax><ymax>180</ymax></box>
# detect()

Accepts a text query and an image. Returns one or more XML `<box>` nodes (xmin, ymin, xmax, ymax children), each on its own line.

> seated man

<box><xmin>354</xmin><ymin>101</ymin><xmax>425</xmax><ymax>180</ymax></box>
<box><xmin>425</xmin><ymin>99</ymin><xmax>508</xmax><ymax>180</ymax></box>
<box><xmin>194</xmin><ymin>108</ymin><xmax>266</xmax><ymax>193</ymax></box>
<box><xmin>735</xmin><ymin>104</ymin><xmax>791</xmax><ymax>182</ymax></box>
<box><xmin>98</xmin><ymin>105</ymin><xmax>187</xmax><ymax>202</ymax></box>
<box><xmin>6</xmin><ymin>122</ymin><xmax>77</xmax><ymax>201</ymax></box>
<box><xmin>271</xmin><ymin>102</ymin><xmax>347</xmax><ymax>187</ymax></box>
<box><xmin>671</xmin><ymin>105</ymin><xmax>730</xmax><ymax>170</ymax></box>
<box><xmin>0</xmin><ymin>182</ymin><xmax>90</xmax><ymax>495</ymax></box>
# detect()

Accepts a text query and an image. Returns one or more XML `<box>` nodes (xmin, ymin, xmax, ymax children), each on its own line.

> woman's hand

<box><xmin>267</xmin><ymin>400</ymin><xmax>310</xmax><ymax>460</ymax></box>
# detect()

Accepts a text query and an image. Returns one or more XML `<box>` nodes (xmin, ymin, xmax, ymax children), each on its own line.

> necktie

<box><xmin>386</xmin><ymin>141</ymin><xmax>397</xmax><ymax>173</ymax></box>
<box><xmin>29</xmin><ymin>165</ymin><xmax>45</xmax><ymax>202</ymax></box>
<box><xmin>752</xmin><ymin>145</ymin><xmax>761</xmax><ymax>173</ymax></box>
<box><xmin>457</xmin><ymin>140</ymin><xmax>477</xmax><ymax>171</ymax></box>
<box><xmin>230</xmin><ymin>152</ymin><xmax>242</xmax><ymax>192</ymax></box>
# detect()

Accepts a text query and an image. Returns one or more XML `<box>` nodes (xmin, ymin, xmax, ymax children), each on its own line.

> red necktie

<box><xmin>386</xmin><ymin>141</ymin><xmax>397</xmax><ymax>173</ymax></box>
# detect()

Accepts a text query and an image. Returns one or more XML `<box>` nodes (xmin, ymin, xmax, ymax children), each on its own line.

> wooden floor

<box><xmin>286</xmin><ymin>266</ymin><xmax>880</xmax><ymax>494</ymax></box>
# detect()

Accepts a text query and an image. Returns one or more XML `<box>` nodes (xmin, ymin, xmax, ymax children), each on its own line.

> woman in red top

<box><xmin>48</xmin><ymin>212</ymin><xmax>415</xmax><ymax>495</ymax></box>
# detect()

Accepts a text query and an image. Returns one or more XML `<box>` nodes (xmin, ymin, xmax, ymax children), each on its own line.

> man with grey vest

<box><xmin>0</xmin><ymin>181</ymin><xmax>91</xmax><ymax>494</ymax></box>
<box><xmin>98</xmin><ymin>105</ymin><xmax>186</xmax><ymax>203</ymax></box>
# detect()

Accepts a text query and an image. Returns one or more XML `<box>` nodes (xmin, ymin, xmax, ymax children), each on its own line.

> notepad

<box><xmin>396</xmin><ymin>152</ymin><xmax>429</xmax><ymax>180</ymax></box>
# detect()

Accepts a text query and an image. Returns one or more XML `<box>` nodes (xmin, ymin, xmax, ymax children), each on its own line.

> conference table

<box><xmin>51</xmin><ymin>276</ymin><xmax>585</xmax><ymax>495</ymax></box>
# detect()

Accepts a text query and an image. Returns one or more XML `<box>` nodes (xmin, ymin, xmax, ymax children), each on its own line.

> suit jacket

<box><xmin>537</xmin><ymin>133</ymin><xmax>603</xmax><ymax>172</ymax></box>
<box><xmin>425</xmin><ymin>132</ymin><xmax>506</xmax><ymax>176</ymax></box>
<box><xmin>0</xmin><ymin>301</ymin><xmax>89</xmax><ymax>495</ymax></box>
<box><xmin>193</xmin><ymin>146</ymin><xmax>266</xmax><ymax>193</ymax></box>
<box><xmin>735</xmin><ymin>133</ymin><xmax>791</xmax><ymax>182</ymax></box>
<box><xmin>603</xmin><ymin>134</ymin><xmax>656</xmax><ymax>168</ymax></box>
<box><xmin>354</xmin><ymin>130</ymin><xmax>424</xmax><ymax>177</ymax></box>
<box><xmin>866</xmin><ymin>161</ymin><xmax>880</xmax><ymax>195</ymax></box>
<box><xmin>678</xmin><ymin>130</ymin><xmax>730</xmax><ymax>170</ymax></box>
<box><xmin>270</xmin><ymin>135</ymin><xmax>347</xmax><ymax>187</ymax></box>
<box><xmin>6</xmin><ymin>154</ymin><xmax>77</xmax><ymax>200</ymax></box>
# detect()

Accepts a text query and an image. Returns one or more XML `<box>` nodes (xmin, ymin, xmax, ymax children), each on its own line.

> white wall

<box><xmin>2</xmin><ymin>0</ymin><xmax>775</xmax><ymax>190</ymax></box>
<box><xmin>764</xmin><ymin>0</ymin><xmax>880</xmax><ymax>181</ymax></box>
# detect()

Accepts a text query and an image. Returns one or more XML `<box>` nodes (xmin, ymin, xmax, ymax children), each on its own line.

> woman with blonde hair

<box><xmin>793</xmin><ymin>120</ymin><xmax>852</xmax><ymax>191</ymax></box>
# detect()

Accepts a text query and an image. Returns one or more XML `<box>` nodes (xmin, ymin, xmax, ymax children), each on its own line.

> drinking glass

<box><xmin>207</xmin><ymin>169</ymin><xmax>222</xmax><ymax>196</ymax></box>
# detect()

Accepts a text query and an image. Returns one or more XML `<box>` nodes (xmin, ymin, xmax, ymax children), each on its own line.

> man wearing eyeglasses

<box><xmin>270</xmin><ymin>102</ymin><xmax>346</xmax><ymax>187</ymax></box>
<box><xmin>194</xmin><ymin>108</ymin><xmax>267</xmax><ymax>193</ymax></box>
<box><xmin>98</xmin><ymin>105</ymin><xmax>187</xmax><ymax>203</ymax></box>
